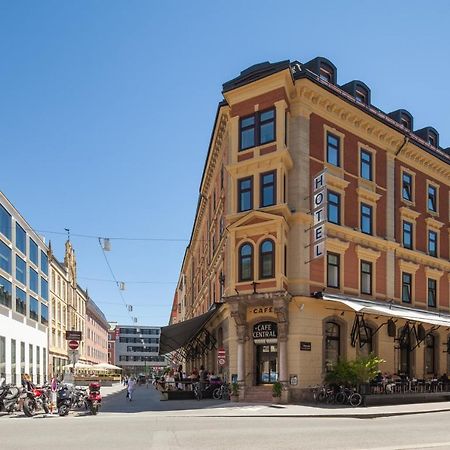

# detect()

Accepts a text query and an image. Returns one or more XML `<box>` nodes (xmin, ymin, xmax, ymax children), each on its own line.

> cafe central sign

<box><xmin>252</xmin><ymin>321</ymin><xmax>277</xmax><ymax>345</ymax></box>
<box><xmin>311</xmin><ymin>169</ymin><xmax>327</xmax><ymax>260</ymax></box>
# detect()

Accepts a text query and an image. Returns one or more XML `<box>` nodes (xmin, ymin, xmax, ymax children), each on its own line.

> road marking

<box><xmin>365</xmin><ymin>443</ymin><xmax>450</xmax><ymax>450</ymax></box>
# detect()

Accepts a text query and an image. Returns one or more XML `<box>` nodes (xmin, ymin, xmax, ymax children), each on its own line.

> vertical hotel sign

<box><xmin>311</xmin><ymin>170</ymin><xmax>327</xmax><ymax>259</ymax></box>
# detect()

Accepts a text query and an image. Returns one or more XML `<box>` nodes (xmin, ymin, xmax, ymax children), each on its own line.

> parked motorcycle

<box><xmin>0</xmin><ymin>379</ymin><xmax>23</xmax><ymax>414</ymax></box>
<box><xmin>23</xmin><ymin>384</ymin><xmax>50</xmax><ymax>417</ymax></box>
<box><xmin>85</xmin><ymin>382</ymin><xmax>101</xmax><ymax>415</ymax></box>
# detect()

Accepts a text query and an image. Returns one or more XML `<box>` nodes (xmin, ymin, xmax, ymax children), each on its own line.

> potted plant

<box><xmin>230</xmin><ymin>382</ymin><xmax>239</xmax><ymax>402</ymax></box>
<box><xmin>272</xmin><ymin>381</ymin><xmax>283</xmax><ymax>403</ymax></box>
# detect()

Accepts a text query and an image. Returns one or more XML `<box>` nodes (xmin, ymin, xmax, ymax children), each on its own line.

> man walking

<box><xmin>127</xmin><ymin>377</ymin><xmax>136</xmax><ymax>401</ymax></box>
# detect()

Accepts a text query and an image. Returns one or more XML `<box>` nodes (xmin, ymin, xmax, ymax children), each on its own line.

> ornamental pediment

<box><xmin>227</xmin><ymin>210</ymin><xmax>284</xmax><ymax>230</ymax></box>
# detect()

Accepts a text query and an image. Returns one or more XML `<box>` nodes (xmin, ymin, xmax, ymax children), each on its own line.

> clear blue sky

<box><xmin>1</xmin><ymin>0</ymin><xmax>449</xmax><ymax>326</ymax></box>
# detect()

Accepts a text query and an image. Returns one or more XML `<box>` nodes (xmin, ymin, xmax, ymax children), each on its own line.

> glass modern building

<box><xmin>113</xmin><ymin>325</ymin><xmax>167</xmax><ymax>375</ymax></box>
<box><xmin>0</xmin><ymin>191</ymin><xmax>49</xmax><ymax>385</ymax></box>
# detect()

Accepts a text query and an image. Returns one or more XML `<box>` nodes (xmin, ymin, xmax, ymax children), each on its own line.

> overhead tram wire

<box><xmin>98</xmin><ymin>238</ymin><xmax>138</xmax><ymax>324</ymax></box>
<box><xmin>77</xmin><ymin>276</ymin><xmax>177</xmax><ymax>284</ymax></box>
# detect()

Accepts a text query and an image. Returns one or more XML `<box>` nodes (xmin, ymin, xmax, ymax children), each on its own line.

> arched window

<box><xmin>425</xmin><ymin>334</ymin><xmax>436</xmax><ymax>375</ymax></box>
<box><xmin>238</xmin><ymin>243</ymin><xmax>253</xmax><ymax>282</ymax></box>
<box><xmin>325</xmin><ymin>321</ymin><xmax>340</xmax><ymax>371</ymax></box>
<box><xmin>260</xmin><ymin>239</ymin><xmax>275</xmax><ymax>279</ymax></box>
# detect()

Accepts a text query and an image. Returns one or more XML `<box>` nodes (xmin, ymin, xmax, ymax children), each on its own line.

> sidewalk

<box><xmin>99</xmin><ymin>384</ymin><xmax>450</xmax><ymax>418</ymax></box>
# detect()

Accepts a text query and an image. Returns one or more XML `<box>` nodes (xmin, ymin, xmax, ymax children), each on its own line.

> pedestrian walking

<box><xmin>127</xmin><ymin>377</ymin><xmax>136</xmax><ymax>401</ymax></box>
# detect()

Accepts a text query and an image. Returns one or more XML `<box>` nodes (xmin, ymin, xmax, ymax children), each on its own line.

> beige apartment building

<box><xmin>161</xmin><ymin>57</ymin><xmax>450</xmax><ymax>402</ymax></box>
<box><xmin>85</xmin><ymin>297</ymin><xmax>109</xmax><ymax>365</ymax></box>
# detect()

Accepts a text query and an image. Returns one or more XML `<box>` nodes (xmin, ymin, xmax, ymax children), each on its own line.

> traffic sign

<box><xmin>68</xmin><ymin>340</ymin><xmax>79</xmax><ymax>350</ymax></box>
<box><xmin>66</xmin><ymin>330</ymin><xmax>82</xmax><ymax>341</ymax></box>
<box><xmin>217</xmin><ymin>348</ymin><xmax>226</xmax><ymax>365</ymax></box>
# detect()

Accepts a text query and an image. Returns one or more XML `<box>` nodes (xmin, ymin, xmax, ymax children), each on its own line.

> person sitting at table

<box><xmin>439</xmin><ymin>373</ymin><xmax>449</xmax><ymax>386</ymax></box>
<box><xmin>165</xmin><ymin>369</ymin><xmax>175</xmax><ymax>390</ymax></box>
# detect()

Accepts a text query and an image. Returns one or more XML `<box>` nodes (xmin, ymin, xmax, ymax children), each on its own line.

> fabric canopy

<box><xmin>94</xmin><ymin>363</ymin><xmax>122</xmax><ymax>371</ymax></box>
<box><xmin>320</xmin><ymin>293</ymin><xmax>450</xmax><ymax>328</ymax></box>
<box><xmin>159</xmin><ymin>305</ymin><xmax>221</xmax><ymax>355</ymax></box>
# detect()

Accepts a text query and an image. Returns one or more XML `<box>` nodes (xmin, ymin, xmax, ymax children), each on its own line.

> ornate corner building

<box><xmin>161</xmin><ymin>57</ymin><xmax>450</xmax><ymax>402</ymax></box>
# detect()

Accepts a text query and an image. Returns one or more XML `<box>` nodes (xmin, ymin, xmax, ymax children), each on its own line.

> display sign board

<box><xmin>311</xmin><ymin>170</ymin><xmax>327</xmax><ymax>259</ymax></box>
<box><xmin>300</xmin><ymin>341</ymin><xmax>312</xmax><ymax>351</ymax></box>
<box><xmin>252</xmin><ymin>321</ymin><xmax>277</xmax><ymax>345</ymax></box>
<box><xmin>66</xmin><ymin>330</ymin><xmax>82</xmax><ymax>341</ymax></box>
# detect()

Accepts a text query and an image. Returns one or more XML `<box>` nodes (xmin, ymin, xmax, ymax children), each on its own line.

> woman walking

<box><xmin>127</xmin><ymin>377</ymin><xmax>136</xmax><ymax>401</ymax></box>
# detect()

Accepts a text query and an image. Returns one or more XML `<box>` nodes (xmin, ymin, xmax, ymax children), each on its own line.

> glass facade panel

<box><xmin>0</xmin><ymin>275</ymin><xmax>12</xmax><ymax>308</ymax></box>
<box><xmin>41</xmin><ymin>303</ymin><xmax>48</xmax><ymax>325</ymax></box>
<box><xmin>29</xmin><ymin>238</ymin><xmax>38</xmax><ymax>266</ymax></box>
<box><xmin>0</xmin><ymin>240</ymin><xmax>11</xmax><ymax>274</ymax></box>
<box><xmin>29</xmin><ymin>268</ymin><xmax>38</xmax><ymax>294</ymax></box>
<box><xmin>40</xmin><ymin>277</ymin><xmax>48</xmax><ymax>301</ymax></box>
<box><xmin>16</xmin><ymin>287</ymin><xmax>26</xmax><ymax>315</ymax></box>
<box><xmin>0</xmin><ymin>205</ymin><xmax>11</xmax><ymax>240</ymax></box>
<box><xmin>15</xmin><ymin>223</ymin><xmax>26</xmax><ymax>255</ymax></box>
<box><xmin>16</xmin><ymin>255</ymin><xmax>26</xmax><ymax>285</ymax></box>
<box><xmin>40</xmin><ymin>251</ymin><xmax>48</xmax><ymax>275</ymax></box>
<box><xmin>30</xmin><ymin>296</ymin><xmax>39</xmax><ymax>321</ymax></box>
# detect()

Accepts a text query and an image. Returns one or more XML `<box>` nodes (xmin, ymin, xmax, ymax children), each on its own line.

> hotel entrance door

<box><xmin>256</xmin><ymin>344</ymin><xmax>278</xmax><ymax>384</ymax></box>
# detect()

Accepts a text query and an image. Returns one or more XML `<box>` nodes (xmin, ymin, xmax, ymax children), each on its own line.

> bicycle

<box><xmin>213</xmin><ymin>383</ymin><xmax>230</xmax><ymax>400</ymax></box>
<box><xmin>335</xmin><ymin>386</ymin><xmax>362</xmax><ymax>407</ymax></box>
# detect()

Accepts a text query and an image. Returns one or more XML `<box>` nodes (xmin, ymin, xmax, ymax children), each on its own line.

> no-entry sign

<box><xmin>68</xmin><ymin>340</ymin><xmax>79</xmax><ymax>350</ymax></box>
<box><xmin>217</xmin><ymin>348</ymin><xmax>226</xmax><ymax>366</ymax></box>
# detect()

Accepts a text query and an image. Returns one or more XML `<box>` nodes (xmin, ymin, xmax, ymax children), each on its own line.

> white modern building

<box><xmin>113</xmin><ymin>325</ymin><xmax>167</xmax><ymax>375</ymax></box>
<box><xmin>0</xmin><ymin>191</ymin><xmax>49</xmax><ymax>385</ymax></box>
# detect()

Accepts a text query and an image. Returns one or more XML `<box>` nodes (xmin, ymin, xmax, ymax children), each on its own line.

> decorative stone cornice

<box><xmin>399</xmin><ymin>206</ymin><xmax>421</xmax><ymax>221</ymax></box>
<box><xmin>425</xmin><ymin>217</ymin><xmax>444</xmax><ymax>230</ymax></box>
<box><xmin>425</xmin><ymin>267</ymin><xmax>444</xmax><ymax>279</ymax></box>
<box><xmin>355</xmin><ymin>245</ymin><xmax>381</xmax><ymax>262</ymax></box>
<box><xmin>356</xmin><ymin>187</ymin><xmax>382</xmax><ymax>203</ymax></box>
<box><xmin>398</xmin><ymin>259</ymin><xmax>420</xmax><ymax>274</ymax></box>
<box><xmin>326</xmin><ymin>237</ymin><xmax>350</xmax><ymax>253</ymax></box>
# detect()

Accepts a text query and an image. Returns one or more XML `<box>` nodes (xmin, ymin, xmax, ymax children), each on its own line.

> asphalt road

<box><xmin>2</xmin><ymin>386</ymin><xmax>450</xmax><ymax>449</ymax></box>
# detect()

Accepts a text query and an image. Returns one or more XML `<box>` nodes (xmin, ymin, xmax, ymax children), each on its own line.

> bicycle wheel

<box><xmin>349</xmin><ymin>392</ymin><xmax>362</xmax><ymax>407</ymax></box>
<box><xmin>213</xmin><ymin>388</ymin><xmax>221</xmax><ymax>400</ymax></box>
<box><xmin>335</xmin><ymin>392</ymin><xmax>346</xmax><ymax>404</ymax></box>
<box><xmin>317</xmin><ymin>391</ymin><xmax>326</xmax><ymax>403</ymax></box>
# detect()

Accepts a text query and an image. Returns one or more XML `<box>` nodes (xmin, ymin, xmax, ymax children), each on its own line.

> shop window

<box><xmin>238</xmin><ymin>243</ymin><xmax>253</xmax><ymax>282</ymax></box>
<box><xmin>425</xmin><ymin>334</ymin><xmax>436</xmax><ymax>375</ymax></box>
<box><xmin>324</xmin><ymin>321</ymin><xmax>340</xmax><ymax>372</ymax></box>
<box><xmin>260</xmin><ymin>239</ymin><xmax>275</xmax><ymax>279</ymax></box>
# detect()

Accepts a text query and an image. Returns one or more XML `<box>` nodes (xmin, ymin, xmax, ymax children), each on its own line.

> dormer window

<box><xmin>400</xmin><ymin>114</ymin><xmax>411</xmax><ymax>130</ymax></box>
<box><xmin>428</xmin><ymin>132</ymin><xmax>437</xmax><ymax>147</ymax></box>
<box><xmin>355</xmin><ymin>88</ymin><xmax>367</xmax><ymax>105</ymax></box>
<box><xmin>319</xmin><ymin>64</ymin><xmax>334</xmax><ymax>83</ymax></box>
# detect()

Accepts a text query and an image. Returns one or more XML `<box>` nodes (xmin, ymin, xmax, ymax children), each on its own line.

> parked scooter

<box><xmin>85</xmin><ymin>382</ymin><xmax>101</xmax><ymax>415</ymax></box>
<box><xmin>0</xmin><ymin>379</ymin><xmax>23</xmax><ymax>414</ymax></box>
<box><xmin>57</xmin><ymin>384</ymin><xmax>87</xmax><ymax>416</ymax></box>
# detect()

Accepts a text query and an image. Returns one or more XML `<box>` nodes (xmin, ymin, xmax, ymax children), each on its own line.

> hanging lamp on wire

<box><xmin>102</xmin><ymin>238</ymin><xmax>111</xmax><ymax>251</ymax></box>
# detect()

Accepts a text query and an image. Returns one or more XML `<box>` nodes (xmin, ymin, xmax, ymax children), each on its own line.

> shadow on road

<box><xmin>100</xmin><ymin>385</ymin><xmax>231</xmax><ymax>414</ymax></box>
